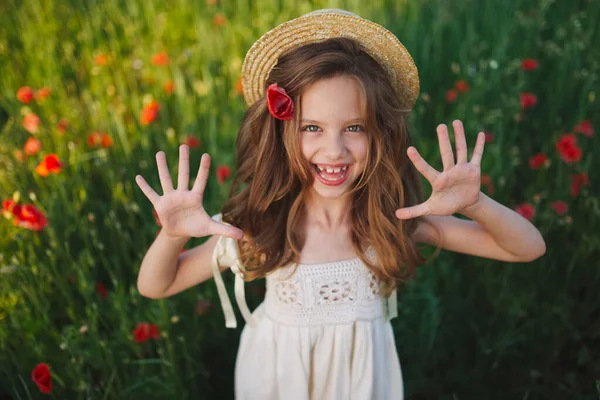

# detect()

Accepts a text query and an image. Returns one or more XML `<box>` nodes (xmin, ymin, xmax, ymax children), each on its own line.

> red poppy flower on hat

<box><xmin>267</xmin><ymin>83</ymin><xmax>294</xmax><ymax>120</ymax></box>
<box><xmin>31</xmin><ymin>363</ymin><xmax>52</xmax><ymax>394</ymax></box>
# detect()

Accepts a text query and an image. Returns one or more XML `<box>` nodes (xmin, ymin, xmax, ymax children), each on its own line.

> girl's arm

<box><xmin>413</xmin><ymin>192</ymin><xmax>546</xmax><ymax>262</ymax></box>
<box><xmin>137</xmin><ymin>232</ymin><xmax>227</xmax><ymax>299</ymax></box>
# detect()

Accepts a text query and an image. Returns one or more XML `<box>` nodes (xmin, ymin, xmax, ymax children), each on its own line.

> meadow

<box><xmin>0</xmin><ymin>0</ymin><xmax>599</xmax><ymax>398</ymax></box>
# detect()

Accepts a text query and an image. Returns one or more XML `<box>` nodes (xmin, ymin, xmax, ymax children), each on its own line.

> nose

<box><xmin>323</xmin><ymin>133</ymin><xmax>347</xmax><ymax>160</ymax></box>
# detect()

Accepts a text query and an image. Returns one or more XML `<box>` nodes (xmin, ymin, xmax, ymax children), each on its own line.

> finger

<box><xmin>407</xmin><ymin>146</ymin><xmax>439</xmax><ymax>183</ymax></box>
<box><xmin>452</xmin><ymin>120</ymin><xmax>468</xmax><ymax>164</ymax></box>
<box><xmin>135</xmin><ymin>174</ymin><xmax>160</xmax><ymax>205</ymax></box>
<box><xmin>470</xmin><ymin>132</ymin><xmax>486</xmax><ymax>166</ymax></box>
<box><xmin>211</xmin><ymin>221</ymin><xmax>245</xmax><ymax>240</ymax></box>
<box><xmin>437</xmin><ymin>124</ymin><xmax>455</xmax><ymax>171</ymax></box>
<box><xmin>177</xmin><ymin>145</ymin><xmax>190</xmax><ymax>190</ymax></box>
<box><xmin>156</xmin><ymin>151</ymin><xmax>175</xmax><ymax>193</ymax></box>
<box><xmin>395</xmin><ymin>202</ymin><xmax>429</xmax><ymax>220</ymax></box>
<box><xmin>191</xmin><ymin>153</ymin><xmax>210</xmax><ymax>196</ymax></box>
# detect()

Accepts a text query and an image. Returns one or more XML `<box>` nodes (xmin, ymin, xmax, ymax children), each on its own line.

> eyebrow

<box><xmin>300</xmin><ymin>118</ymin><xmax>364</xmax><ymax>124</ymax></box>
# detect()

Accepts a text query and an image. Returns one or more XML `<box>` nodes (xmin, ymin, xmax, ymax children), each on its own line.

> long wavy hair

<box><xmin>222</xmin><ymin>37</ymin><xmax>438</xmax><ymax>294</ymax></box>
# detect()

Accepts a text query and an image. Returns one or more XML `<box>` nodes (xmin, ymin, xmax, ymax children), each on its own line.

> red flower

<box><xmin>574</xmin><ymin>120</ymin><xmax>593</xmax><ymax>137</ymax></box>
<box><xmin>95</xmin><ymin>54</ymin><xmax>109</xmax><ymax>66</ymax></box>
<box><xmin>23</xmin><ymin>113</ymin><xmax>40</xmax><ymax>134</ymax></box>
<box><xmin>484</xmin><ymin>132</ymin><xmax>495</xmax><ymax>143</ymax></box>
<box><xmin>454</xmin><ymin>80</ymin><xmax>469</xmax><ymax>92</ymax></box>
<box><xmin>521</xmin><ymin>58</ymin><xmax>539</xmax><ymax>71</ymax></box>
<box><xmin>235</xmin><ymin>78</ymin><xmax>244</xmax><ymax>95</ymax></box>
<box><xmin>57</xmin><ymin>118</ymin><xmax>69</xmax><ymax>135</ymax></box>
<box><xmin>152</xmin><ymin>52</ymin><xmax>169</xmax><ymax>66</ymax></box>
<box><xmin>12</xmin><ymin>204</ymin><xmax>48</xmax><ymax>231</ymax></box>
<box><xmin>140</xmin><ymin>101</ymin><xmax>160</xmax><ymax>125</ymax></box>
<box><xmin>571</xmin><ymin>172</ymin><xmax>589</xmax><ymax>198</ymax></box>
<box><xmin>97</xmin><ymin>282</ymin><xmax>107</xmax><ymax>299</ymax></box>
<box><xmin>481</xmin><ymin>174</ymin><xmax>492</xmax><ymax>185</ymax></box>
<box><xmin>17</xmin><ymin>86</ymin><xmax>35</xmax><ymax>103</ymax></box>
<box><xmin>163</xmin><ymin>81</ymin><xmax>175</xmax><ymax>94</ymax></box>
<box><xmin>520</xmin><ymin>93</ymin><xmax>537</xmax><ymax>109</ymax></box>
<box><xmin>182</xmin><ymin>134</ymin><xmax>201</xmax><ymax>148</ymax></box>
<box><xmin>35</xmin><ymin>87</ymin><xmax>52</xmax><ymax>101</ymax></box>
<box><xmin>36</xmin><ymin>154</ymin><xmax>63</xmax><ymax>177</ymax></box>
<box><xmin>32</xmin><ymin>363</ymin><xmax>52</xmax><ymax>394</ymax></box>
<box><xmin>24</xmin><ymin>137</ymin><xmax>42</xmax><ymax>156</ymax></box>
<box><xmin>87</xmin><ymin>132</ymin><xmax>113</xmax><ymax>148</ymax></box>
<box><xmin>216</xmin><ymin>165</ymin><xmax>231</xmax><ymax>185</ymax></box>
<box><xmin>529</xmin><ymin>153</ymin><xmax>548</xmax><ymax>169</ymax></box>
<box><xmin>267</xmin><ymin>83</ymin><xmax>294</xmax><ymax>120</ymax></box>
<box><xmin>555</xmin><ymin>133</ymin><xmax>582</xmax><ymax>164</ymax></box>
<box><xmin>515</xmin><ymin>203</ymin><xmax>535</xmax><ymax>221</ymax></box>
<box><xmin>550</xmin><ymin>201</ymin><xmax>568</xmax><ymax>216</ymax></box>
<box><xmin>133</xmin><ymin>322</ymin><xmax>160</xmax><ymax>343</ymax></box>
<box><xmin>446</xmin><ymin>89</ymin><xmax>458</xmax><ymax>103</ymax></box>
<box><xmin>213</xmin><ymin>13</ymin><xmax>227</xmax><ymax>27</ymax></box>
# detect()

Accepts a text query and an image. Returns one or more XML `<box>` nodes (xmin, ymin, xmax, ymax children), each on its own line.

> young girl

<box><xmin>135</xmin><ymin>9</ymin><xmax>546</xmax><ymax>399</ymax></box>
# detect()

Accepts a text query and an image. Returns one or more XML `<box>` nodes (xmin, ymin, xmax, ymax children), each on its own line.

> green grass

<box><xmin>0</xmin><ymin>0</ymin><xmax>599</xmax><ymax>398</ymax></box>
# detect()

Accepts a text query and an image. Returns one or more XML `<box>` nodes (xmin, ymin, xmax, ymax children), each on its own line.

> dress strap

<box><xmin>210</xmin><ymin>213</ymin><xmax>256</xmax><ymax>329</ymax></box>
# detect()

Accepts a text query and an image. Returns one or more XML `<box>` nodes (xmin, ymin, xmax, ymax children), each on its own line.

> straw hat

<box><xmin>241</xmin><ymin>8</ymin><xmax>420</xmax><ymax>110</ymax></box>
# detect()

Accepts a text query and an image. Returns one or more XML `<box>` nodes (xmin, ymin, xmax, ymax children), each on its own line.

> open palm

<box><xmin>396</xmin><ymin>120</ymin><xmax>486</xmax><ymax>219</ymax></box>
<box><xmin>135</xmin><ymin>145</ymin><xmax>244</xmax><ymax>240</ymax></box>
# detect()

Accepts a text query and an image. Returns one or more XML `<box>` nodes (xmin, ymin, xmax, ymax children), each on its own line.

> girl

<box><xmin>135</xmin><ymin>9</ymin><xmax>546</xmax><ymax>400</ymax></box>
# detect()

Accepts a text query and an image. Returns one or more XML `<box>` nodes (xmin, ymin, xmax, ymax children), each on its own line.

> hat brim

<box><xmin>241</xmin><ymin>11</ymin><xmax>419</xmax><ymax>110</ymax></box>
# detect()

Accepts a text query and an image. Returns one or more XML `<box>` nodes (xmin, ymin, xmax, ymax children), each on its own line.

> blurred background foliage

<box><xmin>0</xmin><ymin>0</ymin><xmax>599</xmax><ymax>398</ymax></box>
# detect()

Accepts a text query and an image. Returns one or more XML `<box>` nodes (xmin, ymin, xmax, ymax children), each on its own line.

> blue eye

<box><xmin>347</xmin><ymin>125</ymin><xmax>364</xmax><ymax>132</ymax></box>
<box><xmin>302</xmin><ymin>125</ymin><xmax>320</xmax><ymax>132</ymax></box>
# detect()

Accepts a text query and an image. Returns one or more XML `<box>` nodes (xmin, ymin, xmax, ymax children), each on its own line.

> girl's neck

<box><xmin>303</xmin><ymin>191</ymin><xmax>352</xmax><ymax>232</ymax></box>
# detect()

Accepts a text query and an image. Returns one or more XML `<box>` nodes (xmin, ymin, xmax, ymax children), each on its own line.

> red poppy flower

<box><xmin>213</xmin><ymin>13</ymin><xmax>227</xmax><ymax>27</ymax></box>
<box><xmin>454</xmin><ymin>80</ymin><xmax>469</xmax><ymax>93</ymax></box>
<box><xmin>267</xmin><ymin>83</ymin><xmax>294</xmax><ymax>120</ymax></box>
<box><xmin>446</xmin><ymin>89</ymin><xmax>458</xmax><ymax>103</ymax></box>
<box><xmin>140</xmin><ymin>101</ymin><xmax>160</xmax><ymax>125</ymax></box>
<box><xmin>571</xmin><ymin>172</ymin><xmax>589</xmax><ymax>198</ymax></box>
<box><xmin>95</xmin><ymin>54</ymin><xmax>109</xmax><ymax>66</ymax></box>
<box><xmin>97</xmin><ymin>282</ymin><xmax>107</xmax><ymax>299</ymax></box>
<box><xmin>481</xmin><ymin>174</ymin><xmax>492</xmax><ymax>185</ymax></box>
<box><xmin>484</xmin><ymin>132</ymin><xmax>495</xmax><ymax>143</ymax></box>
<box><xmin>235</xmin><ymin>78</ymin><xmax>244</xmax><ymax>95</ymax></box>
<box><xmin>17</xmin><ymin>86</ymin><xmax>35</xmax><ymax>103</ymax></box>
<box><xmin>182</xmin><ymin>135</ymin><xmax>201</xmax><ymax>148</ymax></box>
<box><xmin>35</xmin><ymin>154</ymin><xmax>63</xmax><ymax>177</ymax></box>
<box><xmin>152</xmin><ymin>52</ymin><xmax>169</xmax><ymax>66</ymax></box>
<box><xmin>163</xmin><ymin>81</ymin><xmax>175</xmax><ymax>94</ymax></box>
<box><xmin>555</xmin><ymin>133</ymin><xmax>582</xmax><ymax>164</ymax></box>
<box><xmin>550</xmin><ymin>201</ymin><xmax>568</xmax><ymax>215</ymax></box>
<box><xmin>574</xmin><ymin>120</ymin><xmax>593</xmax><ymax>137</ymax></box>
<box><xmin>12</xmin><ymin>204</ymin><xmax>48</xmax><ymax>231</ymax></box>
<box><xmin>24</xmin><ymin>137</ymin><xmax>42</xmax><ymax>156</ymax></box>
<box><xmin>32</xmin><ymin>363</ymin><xmax>52</xmax><ymax>394</ymax></box>
<box><xmin>521</xmin><ymin>58</ymin><xmax>539</xmax><ymax>71</ymax></box>
<box><xmin>529</xmin><ymin>153</ymin><xmax>548</xmax><ymax>169</ymax></box>
<box><xmin>520</xmin><ymin>93</ymin><xmax>537</xmax><ymax>109</ymax></box>
<box><xmin>216</xmin><ymin>165</ymin><xmax>231</xmax><ymax>185</ymax></box>
<box><xmin>515</xmin><ymin>203</ymin><xmax>535</xmax><ymax>220</ymax></box>
<box><xmin>57</xmin><ymin>118</ymin><xmax>69</xmax><ymax>135</ymax></box>
<box><xmin>35</xmin><ymin>87</ymin><xmax>52</xmax><ymax>101</ymax></box>
<box><xmin>133</xmin><ymin>322</ymin><xmax>160</xmax><ymax>343</ymax></box>
<box><xmin>23</xmin><ymin>113</ymin><xmax>40</xmax><ymax>134</ymax></box>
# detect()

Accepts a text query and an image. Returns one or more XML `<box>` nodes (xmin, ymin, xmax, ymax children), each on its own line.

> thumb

<box><xmin>211</xmin><ymin>221</ymin><xmax>245</xmax><ymax>240</ymax></box>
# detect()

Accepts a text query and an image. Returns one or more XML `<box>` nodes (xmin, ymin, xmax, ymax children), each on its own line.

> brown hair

<box><xmin>222</xmin><ymin>37</ymin><xmax>439</xmax><ymax>294</ymax></box>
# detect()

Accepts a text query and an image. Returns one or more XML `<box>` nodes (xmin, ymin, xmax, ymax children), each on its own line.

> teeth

<box><xmin>316</xmin><ymin>165</ymin><xmax>348</xmax><ymax>173</ymax></box>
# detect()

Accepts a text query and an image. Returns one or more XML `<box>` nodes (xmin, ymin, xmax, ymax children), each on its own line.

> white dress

<box><xmin>211</xmin><ymin>214</ymin><xmax>404</xmax><ymax>400</ymax></box>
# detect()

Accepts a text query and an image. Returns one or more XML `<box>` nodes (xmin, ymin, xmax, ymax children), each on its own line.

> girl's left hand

<box><xmin>395</xmin><ymin>120</ymin><xmax>486</xmax><ymax>219</ymax></box>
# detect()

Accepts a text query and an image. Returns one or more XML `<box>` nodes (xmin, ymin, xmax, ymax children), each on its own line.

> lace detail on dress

<box><xmin>275</xmin><ymin>279</ymin><xmax>303</xmax><ymax>305</ymax></box>
<box><xmin>264</xmin><ymin>247</ymin><xmax>391</xmax><ymax>326</ymax></box>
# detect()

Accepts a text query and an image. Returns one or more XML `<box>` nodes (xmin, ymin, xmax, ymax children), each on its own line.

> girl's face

<box><xmin>299</xmin><ymin>75</ymin><xmax>368</xmax><ymax>199</ymax></box>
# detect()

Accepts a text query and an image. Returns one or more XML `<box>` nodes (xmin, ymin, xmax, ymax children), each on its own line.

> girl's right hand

<box><xmin>135</xmin><ymin>145</ymin><xmax>244</xmax><ymax>240</ymax></box>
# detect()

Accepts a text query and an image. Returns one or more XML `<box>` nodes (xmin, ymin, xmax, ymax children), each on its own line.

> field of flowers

<box><xmin>0</xmin><ymin>0</ymin><xmax>598</xmax><ymax>398</ymax></box>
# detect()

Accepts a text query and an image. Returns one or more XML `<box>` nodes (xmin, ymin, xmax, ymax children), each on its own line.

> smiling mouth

<box><xmin>312</xmin><ymin>164</ymin><xmax>351</xmax><ymax>184</ymax></box>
